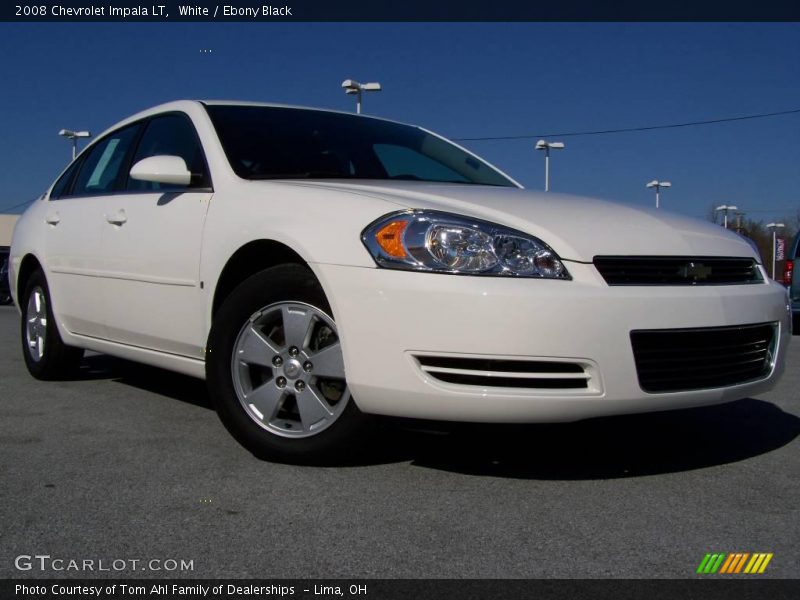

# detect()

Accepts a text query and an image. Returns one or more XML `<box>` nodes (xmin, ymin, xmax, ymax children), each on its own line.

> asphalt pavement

<box><xmin>1</xmin><ymin>305</ymin><xmax>798</xmax><ymax>579</ymax></box>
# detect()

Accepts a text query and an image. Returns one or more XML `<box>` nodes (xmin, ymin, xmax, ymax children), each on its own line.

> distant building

<box><xmin>0</xmin><ymin>214</ymin><xmax>20</xmax><ymax>247</ymax></box>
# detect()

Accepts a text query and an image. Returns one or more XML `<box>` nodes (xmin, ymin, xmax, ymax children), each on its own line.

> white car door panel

<box><xmin>100</xmin><ymin>112</ymin><xmax>212</xmax><ymax>358</ymax></box>
<box><xmin>101</xmin><ymin>191</ymin><xmax>211</xmax><ymax>358</ymax></box>
<box><xmin>44</xmin><ymin>196</ymin><xmax>107</xmax><ymax>338</ymax></box>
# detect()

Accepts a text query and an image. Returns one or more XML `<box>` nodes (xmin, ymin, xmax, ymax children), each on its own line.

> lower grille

<box><xmin>415</xmin><ymin>355</ymin><xmax>590</xmax><ymax>389</ymax></box>
<box><xmin>594</xmin><ymin>256</ymin><xmax>763</xmax><ymax>286</ymax></box>
<box><xmin>630</xmin><ymin>323</ymin><xmax>776</xmax><ymax>393</ymax></box>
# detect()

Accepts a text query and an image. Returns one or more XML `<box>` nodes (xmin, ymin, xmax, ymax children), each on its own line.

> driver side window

<box><xmin>127</xmin><ymin>114</ymin><xmax>209</xmax><ymax>191</ymax></box>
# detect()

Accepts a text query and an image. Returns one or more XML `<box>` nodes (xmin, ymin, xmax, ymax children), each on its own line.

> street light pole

<box><xmin>58</xmin><ymin>129</ymin><xmax>91</xmax><ymax>160</ymax></box>
<box><xmin>544</xmin><ymin>147</ymin><xmax>550</xmax><ymax>192</ymax></box>
<box><xmin>341</xmin><ymin>79</ymin><xmax>382</xmax><ymax>114</ymax></box>
<box><xmin>646</xmin><ymin>180</ymin><xmax>671</xmax><ymax>209</ymax></box>
<box><xmin>715</xmin><ymin>204</ymin><xmax>738</xmax><ymax>229</ymax></box>
<box><xmin>535</xmin><ymin>140</ymin><xmax>565</xmax><ymax>192</ymax></box>
<box><xmin>766</xmin><ymin>222</ymin><xmax>785</xmax><ymax>280</ymax></box>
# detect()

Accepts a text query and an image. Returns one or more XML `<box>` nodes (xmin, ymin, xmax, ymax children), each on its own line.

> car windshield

<box><xmin>204</xmin><ymin>105</ymin><xmax>516</xmax><ymax>187</ymax></box>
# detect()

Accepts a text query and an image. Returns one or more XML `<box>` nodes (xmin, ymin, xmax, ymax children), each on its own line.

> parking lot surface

<box><xmin>1</xmin><ymin>305</ymin><xmax>797</xmax><ymax>578</ymax></box>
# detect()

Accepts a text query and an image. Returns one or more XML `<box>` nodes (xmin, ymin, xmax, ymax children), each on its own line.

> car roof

<box><xmin>202</xmin><ymin>99</ymin><xmax>370</xmax><ymax>115</ymax></box>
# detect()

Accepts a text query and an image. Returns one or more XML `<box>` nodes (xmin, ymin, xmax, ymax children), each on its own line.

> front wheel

<box><xmin>206</xmin><ymin>265</ymin><xmax>372</xmax><ymax>463</ymax></box>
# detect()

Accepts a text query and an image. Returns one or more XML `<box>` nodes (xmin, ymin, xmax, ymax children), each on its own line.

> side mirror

<box><xmin>129</xmin><ymin>155</ymin><xmax>191</xmax><ymax>186</ymax></box>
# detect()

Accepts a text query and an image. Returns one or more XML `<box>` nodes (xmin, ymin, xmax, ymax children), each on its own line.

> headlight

<box><xmin>361</xmin><ymin>210</ymin><xmax>570</xmax><ymax>279</ymax></box>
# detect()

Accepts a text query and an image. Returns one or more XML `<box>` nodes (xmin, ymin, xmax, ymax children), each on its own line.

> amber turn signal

<box><xmin>375</xmin><ymin>220</ymin><xmax>409</xmax><ymax>258</ymax></box>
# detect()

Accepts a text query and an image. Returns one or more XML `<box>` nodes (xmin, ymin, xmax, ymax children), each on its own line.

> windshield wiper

<box><xmin>246</xmin><ymin>173</ymin><xmax>512</xmax><ymax>187</ymax></box>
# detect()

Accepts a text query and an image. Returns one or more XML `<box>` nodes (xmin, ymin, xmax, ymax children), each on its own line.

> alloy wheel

<box><xmin>25</xmin><ymin>286</ymin><xmax>48</xmax><ymax>362</ymax></box>
<box><xmin>230</xmin><ymin>302</ymin><xmax>350</xmax><ymax>438</ymax></box>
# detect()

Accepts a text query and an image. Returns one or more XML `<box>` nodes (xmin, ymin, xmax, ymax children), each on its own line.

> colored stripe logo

<box><xmin>696</xmin><ymin>553</ymin><xmax>773</xmax><ymax>574</ymax></box>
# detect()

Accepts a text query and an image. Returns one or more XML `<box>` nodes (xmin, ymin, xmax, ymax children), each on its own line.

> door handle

<box><xmin>105</xmin><ymin>210</ymin><xmax>127</xmax><ymax>226</ymax></box>
<box><xmin>45</xmin><ymin>213</ymin><xmax>60</xmax><ymax>226</ymax></box>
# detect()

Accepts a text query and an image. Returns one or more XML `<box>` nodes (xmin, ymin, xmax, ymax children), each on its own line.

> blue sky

<box><xmin>0</xmin><ymin>22</ymin><xmax>798</xmax><ymax>224</ymax></box>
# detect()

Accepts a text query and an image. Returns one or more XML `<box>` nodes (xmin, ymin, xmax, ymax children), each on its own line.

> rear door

<box><xmin>43</xmin><ymin>123</ymin><xmax>142</xmax><ymax>338</ymax></box>
<box><xmin>100</xmin><ymin>112</ymin><xmax>212</xmax><ymax>358</ymax></box>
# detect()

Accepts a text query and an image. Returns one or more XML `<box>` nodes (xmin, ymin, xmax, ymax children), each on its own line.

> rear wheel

<box><xmin>20</xmin><ymin>269</ymin><xmax>84</xmax><ymax>380</ymax></box>
<box><xmin>207</xmin><ymin>264</ymin><xmax>371</xmax><ymax>463</ymax></box>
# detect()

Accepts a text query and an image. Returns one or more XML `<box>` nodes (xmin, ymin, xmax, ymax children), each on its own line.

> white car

<box><xmin>9</xmin><ymin>100</ymin><xmax>791</xmax><ymax>462</ymax></box>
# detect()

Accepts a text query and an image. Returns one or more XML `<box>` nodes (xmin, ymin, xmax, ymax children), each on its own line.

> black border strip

<box><xmin>3</xmin><ymin>1</ymin><xmax>800</xmax><ymax>22</ymax></box>
<box><xmin>3</xmin><ymin>579</ymin><xmax>800</xmax><ymax>600</ymax></box>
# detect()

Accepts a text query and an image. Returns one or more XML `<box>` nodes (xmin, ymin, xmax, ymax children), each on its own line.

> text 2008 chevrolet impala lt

<box><xmin>9</xmin><ymin>101</ymin><xmax>791</xmax><ymax>461</ymax></box>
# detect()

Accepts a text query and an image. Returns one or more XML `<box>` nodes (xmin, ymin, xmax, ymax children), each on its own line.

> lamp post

<box><xmin>58</xmin><ymin>129</ymin><xmax>91</xmax><ymax>160</ymax></box>
<box><xmin>646</xmin><ymin>180</ymin><xmax>671</xmax><ymax>209</ymax></box>
<box><xmin>766</xmin><ymin>222</ymin><xmax>785</xmax><ymax>280</ymax></box>
<box><xmin>341</xmin><ymin>79</ymin><xmax>382</xmax><ymax>114</ymax></box>
<box><xmin>715</xmin><ymin>204</ymin><xmax>738</xmax><ymax>229</ymax></box>
<box><xmin>535</xmin><ymin>139</ymin><xmax>565</xmax><ymax>192</ymax></box>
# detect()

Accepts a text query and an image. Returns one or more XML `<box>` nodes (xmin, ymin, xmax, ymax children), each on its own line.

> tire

<box><xmin>20</xmin><ymin>269</ymin><xmax>84</xmax><ymax>380</ymax></box>
<box><xmin>206</xmin><ymin>264</ymin><xmax>372</xmax><ymax>463</ymax></box>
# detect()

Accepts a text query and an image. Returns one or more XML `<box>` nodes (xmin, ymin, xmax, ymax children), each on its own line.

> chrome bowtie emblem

<box><xmin>681</xmin><ymin>262</ymin><xmax>712</xmax><ymax>281</ymax></box>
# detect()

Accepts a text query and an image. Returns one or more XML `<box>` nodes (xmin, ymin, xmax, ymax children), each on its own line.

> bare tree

<box><xmin>706</xmin><ymin>203</ymin><xmax>720</xmax><ymax>224</ymax></box>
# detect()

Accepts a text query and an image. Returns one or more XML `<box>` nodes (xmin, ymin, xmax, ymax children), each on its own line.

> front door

<box><xmin>100</xmin><ymin>113</ymin><xmax>212</xmax><ymax>359</ymax></box>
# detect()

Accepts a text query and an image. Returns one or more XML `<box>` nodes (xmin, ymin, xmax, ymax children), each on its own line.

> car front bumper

<box><xmin>313</xmin><ymin>262</ymin><xmax>792</xmax><ymax>422</ymax></box>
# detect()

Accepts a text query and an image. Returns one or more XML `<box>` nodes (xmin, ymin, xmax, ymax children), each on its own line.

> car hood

<box><xmin>278</xmin><ymin>180</ymin><xmax>758</xmax><ymax>263</ymax></box>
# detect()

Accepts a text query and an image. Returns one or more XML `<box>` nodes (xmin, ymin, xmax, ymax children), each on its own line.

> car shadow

<box><xmin>79</xmin><ymin>353</ymin><xmax>212</xmax><ymax>410</ymax></box>
<box><xmin>75</xmin><ymin>353</ymin><xmax>799</xmax><ymax>479</ymax></box>
<box><xmin>379</xmin><ymin>399</ymin><xmax>800</xmax><ymax>480</ymax></box>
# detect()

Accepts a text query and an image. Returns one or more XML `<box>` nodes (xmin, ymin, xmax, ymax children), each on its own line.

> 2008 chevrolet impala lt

<box><xmin>9</xmin><ymin>101</ymin><xmax>792</xmax><ymax>461</ymax></box>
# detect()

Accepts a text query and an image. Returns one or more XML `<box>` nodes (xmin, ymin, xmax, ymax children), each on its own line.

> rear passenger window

<box><xmin>71</xmin><ymin>124</ymin><xmax>141</xmax><ymax>196</ymax></box>
<box><xmin>127</xmin><ymin>114</ymin><xmax>209</xmax><ymax>191</ymax></box>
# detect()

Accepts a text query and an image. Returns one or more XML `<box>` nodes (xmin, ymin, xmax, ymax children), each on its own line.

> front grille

<box><xmin>594</xmin><ymin>256</ymin><xmax>763</xmax><ymax>286</ymax></box>
<box><xmin>415</xmin><ymin>355</ymin><xmax>590</xmax><ymax>389</ymax></box>
<box><xmin>630</xmin><ymin>323</ymin><xmax>776</xmax><ymax>393</ymax></box>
